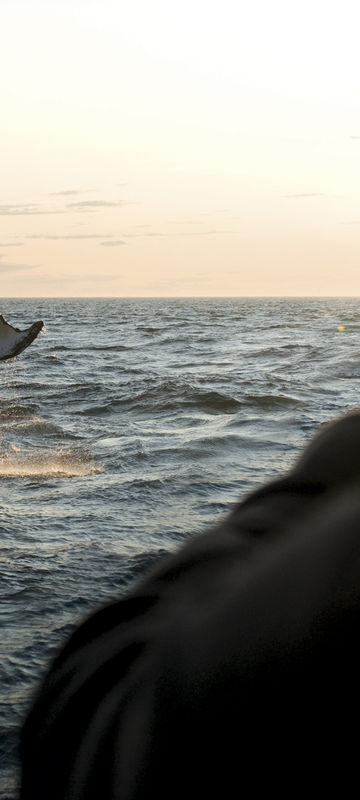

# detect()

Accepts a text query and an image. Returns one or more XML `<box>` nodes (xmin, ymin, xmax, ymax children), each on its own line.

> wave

<box><xmin>242</xmin><ymin>393</ymin><xmax>304</xmax><ymax>409</ymax></box>
<box><xmin>132</xmin><ymin>384</ymin><xmax>242</xmax><ymax>414</ymax></box>
<box><xmin>125</xmin><ymin>548</ymin><xmax>168</xmax><ymax>585</ymax></box>
<box><xmin>44</xmin><ymin>353</ymin><xmax>65</xmax><ymax>363</ymax></box>
<box><xmin>92</xmin><ymin>345</ymin><xmax>133</xmax><ymax>352</ymax></box>
<box><xmin>154</xmin><ymin>432</ymin><xmax>247</xmax><ymax>459</ymax></box>
<box><xmin>70</xmin><ymin>383</ymin><xmax>243</xmax><ymax>417</ymax></box>
<box><xmin>51</xmin><ymin>344</ymin><xmax>132</xmax><ymax>352</ymax></box>
<box><xmin>0</xmin><ymin>446</ymin><xmax>102</xmax><ymax>478</ymax></box>
<box><xmin>3</xmin><ymin>417</ymin><xmax>76</xmax><ymax>437</ymax></box>
<box><xmin>0</xmin><ymin>403</ymin><xmax>39</xmax><ymax>422</ymax></box>
<box><xmin>46</xmin><ymin>383</ymin><xmax>109</xmax><ymax>401</ymax></box>
<box><xmin>135</xmin><ymin>326</ymin><xmax>163</xmax><ymax>334</ymax></box>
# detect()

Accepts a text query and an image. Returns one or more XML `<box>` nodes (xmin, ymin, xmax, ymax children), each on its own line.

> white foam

<box><xmin>0</xmin><ymin>448</ymin><xmax>102</xmax><ymax>478</ymax></box>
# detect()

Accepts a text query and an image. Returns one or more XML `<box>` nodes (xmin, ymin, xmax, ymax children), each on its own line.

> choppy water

<box><xmin>1</xmin><ymin>296</ymin><xmax>360</xmax><ymax>797</ymax></box>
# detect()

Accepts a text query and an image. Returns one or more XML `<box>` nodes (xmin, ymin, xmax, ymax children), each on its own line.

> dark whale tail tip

<box><xmin>0</xmin><ymin>315</ymin><xmax>44</xmax><ymax>361</ymax></box>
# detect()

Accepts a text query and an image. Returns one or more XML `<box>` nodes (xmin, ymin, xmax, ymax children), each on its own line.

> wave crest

<box><xmin>0</xmin><ymin>446</ymin><xmax>101</xmax><ymax>478</ymax></box>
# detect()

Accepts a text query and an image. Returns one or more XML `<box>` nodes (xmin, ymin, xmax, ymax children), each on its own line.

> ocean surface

<box><xmin>1</xmin><ymin>296</ymin><xmax>360</xmax><ymax>797</ymax></box>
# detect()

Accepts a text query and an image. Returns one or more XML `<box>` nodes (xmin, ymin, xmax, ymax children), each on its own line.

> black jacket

<box><xmin>21</xmin><ymin>413</ymin><xmax>360</xmax><ymax>798</ymax></box>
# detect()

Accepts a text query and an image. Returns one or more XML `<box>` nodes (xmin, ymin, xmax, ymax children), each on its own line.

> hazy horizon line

<box><xmin>2</xmin><ymin>295</ymin><xmax>360</xmax><ymax>301</ymax></box>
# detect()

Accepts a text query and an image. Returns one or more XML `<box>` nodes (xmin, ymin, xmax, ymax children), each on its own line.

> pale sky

<box><xmin>2</xmin><ymin>0</ymin><xmax>360</xmax><ymax>296</ymax></box>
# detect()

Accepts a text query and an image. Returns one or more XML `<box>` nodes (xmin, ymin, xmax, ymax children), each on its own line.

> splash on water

<box><xmin>0</xmin><ymin>445</ymin><xmax>101</xmax><ymax>478</ymax></box>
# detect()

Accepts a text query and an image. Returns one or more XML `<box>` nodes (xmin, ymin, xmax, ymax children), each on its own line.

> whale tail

<box><xmin>0</xmin><ymin>315</ymin><xmax>44</xmax><ymax>361</ymax></box>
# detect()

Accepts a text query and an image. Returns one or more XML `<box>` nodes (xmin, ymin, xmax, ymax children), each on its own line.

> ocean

<box><xmin>1</xmin><ymin>296</ymin><xmax>359</xmax><ymax>798</ymax></box>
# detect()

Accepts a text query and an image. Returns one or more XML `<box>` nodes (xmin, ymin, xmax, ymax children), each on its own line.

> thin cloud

<box><xmin>0</xmin><ymin>204</ymin><xmax>49</xmax><ymax>215</ymax></box>
<box><xmin>0</xmin><ymin>262</ymin><xmax>40</xmax><ymax>274</ymax></box>
<box><xmin>0</xmin><ymin>204</ymin><xmax>36</xmax><ymax>215</ymax></box>
<box><xmin>49</xmin><ymin>190</ymin><xmax>82</xmax><ymax>196</ymax></box>
<box><xmin>123</xmin><ymin>232</ymin><xmax>164</xmax><ymax>238</ymax></box>
<box><xmin>49</xmin><ymin>189</ymin><xmax>97</xmax><ymax>196</ymax></box>
<box><xmin>123</xmin><ymin>230</ymin><xmax>230</xmax><ymax>239</ymax></box>
<box><xmin>282</xmin><ymin>193</ymin><xmax>324</xmax><ymax>199</ymax></box>
<box><xmin>100</xmin><ymin>240</ymin><xmax>127</xmax><ymax>247</ymax></box>
<box><xmin>66</xmin><ymin>201</ymin><xmax>121</xmax><ymax>209</ymax></box>
<box><xmin>176</xmin><ymin>230</ymin><xmax>224</xmax><ymax>236</ymax></box>
<box><xmin>26</xmin><ymin>234</ymin><xmax>114</xmax><ymax>240</ymax></box>
<box><xmin>0</xmin><ymin>204</ymin><xmax>65</xmax><ymax>216</ymax></box>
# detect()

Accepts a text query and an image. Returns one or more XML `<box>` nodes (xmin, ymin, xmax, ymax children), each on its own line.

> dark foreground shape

<box><xmin>20</xmin><ymin>412</ymin><xmax>360</xmax><ymax>798</ymax></box>
<box><xmin>0</xmin><ymin>315</ymin><xmax>44</xmax><ymax>361</ymax></box>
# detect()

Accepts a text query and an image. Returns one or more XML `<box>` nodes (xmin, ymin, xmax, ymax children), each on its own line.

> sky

<box><xmin>2</xmin><ymin>0</ymin><xmax>360</xmax><ymax>297</ymax></box>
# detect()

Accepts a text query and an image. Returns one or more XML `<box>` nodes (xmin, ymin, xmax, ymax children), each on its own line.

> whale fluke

<box><xmin>0</xmin><ymin>315</ymin><xmax>44</xmax><ymax>361</ymax></box>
